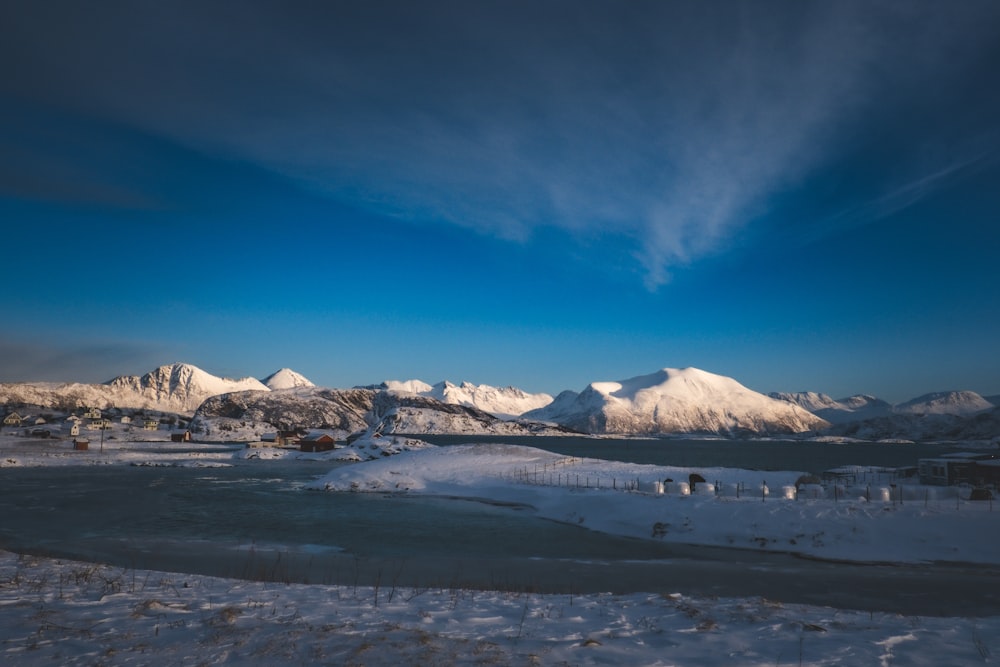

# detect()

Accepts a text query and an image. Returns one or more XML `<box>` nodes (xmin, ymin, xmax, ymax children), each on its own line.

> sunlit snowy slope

<box><xmin>524</xmin><ymin>367</ymin><xmax>828</xmax><ymax>435</ymax></box>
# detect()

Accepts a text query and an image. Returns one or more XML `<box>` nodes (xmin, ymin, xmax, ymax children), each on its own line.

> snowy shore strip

<box><xmin>310</xmin><ymin>443</ymin><xmax>1000</xmax><ymax>566</ymax></box>
<box><xmin>2</xmin><ymin>549</ymin><xmax>997</xmax><ymax>667</ymax></box>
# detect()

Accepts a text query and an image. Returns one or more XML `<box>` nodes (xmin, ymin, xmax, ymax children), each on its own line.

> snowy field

<box><xmin>2</xmin><ymin>549</ymin><xmax>998</xmax><ymax>666</ymax></box>
<box><xmin>311</xmin><ymin>442</ymin><xmax>1000</xmax><ymax>566</ymax></box>
<box><xmin>1</xmin><ymin>434</ymin><xmax>998</xmax><ymax>665</ymax></box>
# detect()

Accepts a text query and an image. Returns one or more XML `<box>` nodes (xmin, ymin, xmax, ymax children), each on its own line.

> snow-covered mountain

<box><xmin>524</xmin><ymin>368</ymin><xmax>828</xmax><ymax>435</ymax></box>
<box><xmin>826</xmin><ymin>405</ymin><xmax>1000</xmax><ymax>442</ymax></box>
<box><xmin>103</xmin><ymin>363</ymin><xmax>268</xmax><ymax>413</ymax></box>
<box><xmin>260</xmin><ymin>368</ymin><xmax>315</xmax><ymax>390</ymax></box>
<box><xmin>194</xmin><ymin>387</ymin><xmax>374</xmax><ymax>438</ymax></box>
<box><xmin>892</xmin><ymin>391</ymin><xmax>993</xmax><ymax>416</ymax></box>
<box><xmin>3</xmin><ymin>361</ymin><xmax>996</xmax><ymax>441</ymax></box>
<box><xmin>770</xmin><ymin>389</ymin><xmax>998</xmax><ymax>441</ymax></box>
<box><xmin>0</xmin><ymin>362</ymin><xmax>269</xmax><ymax>415</ymax></box>
<box><xmin>382</xmin><ymin>379</ymin><xmax>434</xmax><ymax>394</ymax></box>
<box><xmin>370</xmin><ymin>391</ymin><xmax>565</xmax><ymax>435</ymax></box>
<box><xmin>769</xmin><ymin>392</ymin><xmax>893</xmax><ymax>425</ymax></box>
<box><xmin>383</xmin><ymin>379</ymin><xmax>553</xmax><ymax>418</ymax></box>
<box><xmin>193</xmin><ymin>386</ymin><xmax>570</xmax><ymax>439</ymax></box>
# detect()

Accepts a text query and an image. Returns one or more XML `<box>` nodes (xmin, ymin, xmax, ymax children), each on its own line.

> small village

<box><xmin>0</xmin><ymin>405</ymin><xmax>354</xmax><ymax>455</ymax></box>
<box><xmin>2</xmin><ymin>404</ymin><xmax>997</xmax><ymax>497</ymax></box>
<box><xmin>1</xmin><ymin>406</ymin><xmax>191</xmax><ymax>449</ymax></box>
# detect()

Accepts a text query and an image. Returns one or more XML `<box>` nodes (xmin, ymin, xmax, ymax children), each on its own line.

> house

<box><xmin>3</xmin><ymin>412</ymin><xmax>22</xmax><ymax>427</ymax></box>
<box><xmin>143</xmin><ymin>419</ymin><xmax>159</xmax><ymax>431</ymax></box>
<box><xmin>247</xmin><ymin>433</ymin><xmax>282</xmax><ymax>449</ymax></box>
<box><xmin>73</xmin><ymin>438</ymin><xmax>90</xmax><ymax>451</ymax></box>
<box><xmin>34</xmin><ymin>417</ymin><xmax>47</xmax><ymax>425</ymax></box>
<box><xmin>977</xmin><ymin>460</ymin><xmax>1000</xmax><ymax>488</ymax></box>
<box><xmin>918</xmin><ymin>452</ymin><xmax>1000</xmax><ymax>486</ymax></box>
<box><xmin>87</xmin><ymin>418</ymin><xmax>112</xmax><ymax>430</ymax></box>
<box><xmin>246</xmin><ymin>439</ymin><xmax>282</xmax><ymax>449</ymax></box>
<box><xmin>298</xmin><ymin>432</ymin><xmax>337</xmax><ymax>452</ymax></box>
<box><xmin>120</xmin><ymin>416</ymin><xmax>132</xmax><ymax>425</ymax></box>
<box><xmin>83</xmin><ymin>408</ymin><xmax>102</xmax><ymax>420</ymax></box>
<box><xmin>170</xmin><ymin>430</ymin><xmax>192</xmax><ymax>443</ymax></box>
<box><xmin>280</xmin><ymin>430</ymin><xmax>305</xmax><ymax>446</ymax></box>
<box><xmin>64</xmin><ymin>421</ymin><xmax>81</xmax><ymax>437</ymax></box>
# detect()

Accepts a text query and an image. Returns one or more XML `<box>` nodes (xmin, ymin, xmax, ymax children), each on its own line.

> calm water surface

<box><xmin>419</xmin><ymin>435</ymin><xmax>962</xmax><ymax>474</ymax></box>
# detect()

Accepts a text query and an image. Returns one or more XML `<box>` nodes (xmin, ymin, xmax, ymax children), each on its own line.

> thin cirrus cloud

<box><xmin>2</xmin><ymin>2</ymin><xmax>997</xmax><ymax>286</ymax></box>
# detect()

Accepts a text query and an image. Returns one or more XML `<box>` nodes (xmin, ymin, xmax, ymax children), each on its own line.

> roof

<box><xmin>939</xmin><ymin>452</ymin><xmax>998</xmax><ymax>461</ymax></box>
<box><xmin>300</xmin><ymin>431</ymin><xmax>336</xmax><ymax>442</ymax></box>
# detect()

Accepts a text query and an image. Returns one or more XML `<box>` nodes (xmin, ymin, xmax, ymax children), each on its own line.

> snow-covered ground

<box><xmin>311</xmin><ymin>443</ymin><xmax>1000</xmax><ymax>566</ymax></box>
<box><xmin>2</xmin><ymin>435</ymin><xmax>998</xmax><ymax>664</ymax></box>
<box><xmin>3</xmin><ymin>549</ymin><xmax>998</xmax><ymax>666</ymax></box>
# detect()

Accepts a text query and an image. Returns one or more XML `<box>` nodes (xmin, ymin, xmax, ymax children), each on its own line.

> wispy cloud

<box><xmin>794</xmin><ymin>150</ymin><xmax>1000</xmax><ymax>248</ymax></box>
<box><xmin>2</xmin><ymin>1</ymin><xmax>997</xmax><ymax>286</ymax></box>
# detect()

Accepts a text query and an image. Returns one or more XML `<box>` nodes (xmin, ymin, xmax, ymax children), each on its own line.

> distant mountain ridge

<box><xmin>1</xmin><ymin>362</ymin><xmax>997</xmax><ymax>441</ymax></box>
<box><xmin>382</xmin><ymin>379</ymin><xmax>553</xmax><ymax>418</ymax></box>
<box><xmin>893</xmin><ymin>391</ymin><xmax>993</xmax><ymax>416</ymax></box>
<box><xmin>193</xmin><ymin>386</ymin><xmax>571</xmax><ymax>439</ymax></box>
<box><xmin>769</xmin><ymin>389</ymin><xmax>997</xmax><ymax>442</ymax></box>
<box><xmin>771</xmin><ymin>390</ymin><xmax>993</xmax><ymax>420</ymax></box>
<box><xmin>769</xmin><ymin>392</ymin><xmax>893</xmax><ymax>425</ymax></box>
<box><xmin>0</xmin><ymin>362</ymin><xmax>302</xmax><ymax>415</ymax></box>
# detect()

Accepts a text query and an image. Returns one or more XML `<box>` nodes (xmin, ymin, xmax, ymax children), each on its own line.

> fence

<box><xmin>500</xmin><ymin>459</ymin><xmax>995</xmax><ymax>510</ymax></box>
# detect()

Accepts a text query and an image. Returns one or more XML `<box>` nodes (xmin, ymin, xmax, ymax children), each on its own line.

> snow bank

<box><xmin>311</xmin><ymin>444</ymin><xmax>1000</xmax><ymax>566</ymax></box>
<box><xmin>237</xmin><ymin>434</ymin><xmax>432</xmax><ymax>462</ymax></box>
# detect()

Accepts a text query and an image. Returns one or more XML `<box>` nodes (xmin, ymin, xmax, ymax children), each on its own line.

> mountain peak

<box><xmin>261</xmin><ymin>368</ymin><xmax>316</xmax><ymax>390</ymax></box>
<box><xmin>894</xmin><ymin>390</ymin><xmax>992</xmax><ymax>416</ymax></box>
<box><xmin>103</xmin><ymin>362</ymin><xmax>269</xmax><ymax>413</ymax></box>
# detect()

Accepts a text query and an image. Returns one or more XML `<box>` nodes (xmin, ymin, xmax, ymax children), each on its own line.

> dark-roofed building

<box><xmin>299</xmin><ymin>432</ymin><xmax>337</xmax><ymax>452</ymax></box>
<box><xmin>918</xmin><ymin>452</ymin><xmax>1000</xmax><ymax>486</ymax></box>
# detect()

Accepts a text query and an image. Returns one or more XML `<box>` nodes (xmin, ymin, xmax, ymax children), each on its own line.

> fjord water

<box><xmin>419</xmin><ymin>434</ymin><xmax>960</xmax><ymax>474</ymax></box>
<box><xmin>1</xmin><ymin>438</ymin><xmax>997</xmax><ymax>616</ymax></box>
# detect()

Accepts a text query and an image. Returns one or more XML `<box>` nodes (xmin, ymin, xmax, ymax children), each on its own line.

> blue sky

<box><xmin>1</xmin><ymin>1</ymin><xmax>999</xmax><ymax>402</ymax></box>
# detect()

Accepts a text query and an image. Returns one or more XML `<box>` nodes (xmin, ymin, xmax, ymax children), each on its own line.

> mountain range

<box><xmin>1</xmin><ymin>362</ymin><xmax>996</xmax><ymax>441</ymax></box>
<box><xmin>769</xmin><ymin>390</ymin><xmax>995</xmax><ymax>421</ymax></box>
<box><xmin>380</xmin><ymin>379</ymin><xmax>553</xmax><ymax>418</ymax></box>
<box><xmin>0</xmin><ymin>363</ymin><xmax>268</xmax><ymax>415</ymax></box>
